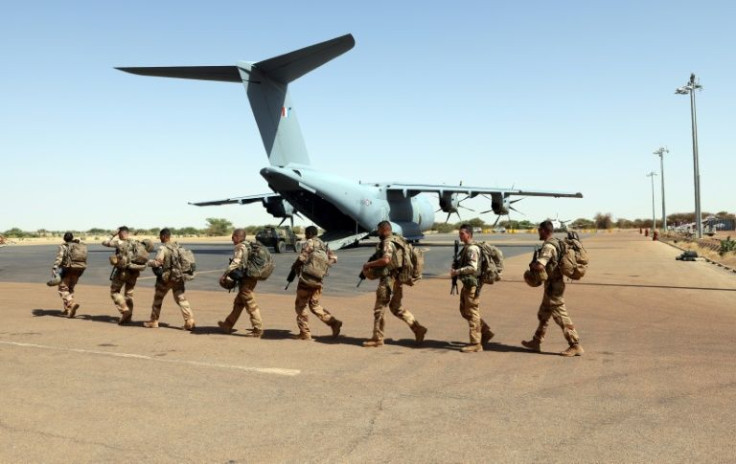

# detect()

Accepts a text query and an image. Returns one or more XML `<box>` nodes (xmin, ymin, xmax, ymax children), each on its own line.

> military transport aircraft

<box><xmin>118</xmin><ymin>34</ymin><xmax>582</xmax><ymax>249</ymax></box>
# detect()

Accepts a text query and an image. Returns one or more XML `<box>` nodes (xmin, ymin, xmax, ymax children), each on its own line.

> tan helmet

<box><xmin>523</xmin><ymin>269</ymin><xmax>543</xmax><ymax>287</ymax></box>
<box><xmin>219</xmin><ymin>275</ymin><xmax>239</xmax><ymax>290</ymax></box>
<box><xmin>141</xmin><ymin>239</ymin><xmax>155</xmax><ymax>253</ymax></box>
<box><xmin>46</xmin><ymin>273</ymin><xmax>62</xmax><ymax>286</ymax></box>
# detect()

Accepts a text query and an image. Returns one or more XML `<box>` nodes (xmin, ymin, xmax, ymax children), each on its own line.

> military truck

<box><xmin>255</xmin><ymin>226</ymin><xmax>299</xmax><ymax>253</ymax></box>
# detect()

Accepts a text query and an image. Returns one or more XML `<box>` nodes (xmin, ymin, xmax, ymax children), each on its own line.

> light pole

<box><xmin>675</xmin><ymin>73</ymin><xmax>703</xmax><ymax>238</ymax></box>
<box><xmin>646</xmin><ymin>172</ymin><xmax>657</xmax><ymax>230</ymax></box>
<box><xmin>653</xmin><ymin>147</ymin><xmax>669</xmax><ymax>232</ymax></box>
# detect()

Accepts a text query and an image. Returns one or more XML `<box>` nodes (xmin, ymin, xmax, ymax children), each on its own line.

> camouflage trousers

<box><xmin>532</xmin><ymin>278</ymin><xmax>580</xmax><ymax>346</ymax></box>
<box><xmin>222</xmin><ymin>277</ymin><xmax>262</xmax><ymax>331</ymax></box>
<box><xmin>459</xmin><ymin>284</ymin><xmax>493</xmax><ymax>345</ymax></box>
<box><xmin>110</xmin><ymin>269</ymin><xmax>140</xmax><ymax>315</ymax></box>
<box><xmin>58</xmin><ymin>268</ymin><xmax>84</xmax><ymax>311</ymax></box>
<box><xmin>295</xmin><ymin>282</ymin><xmax>337</xmax><ymax>335</ymax></box>
<box><xmin>371</xmin><ymin>278</ymin><xmax>416</xmax><ymax>341</ymax></box>
<box><xmin>150</xmin><ymin>279</ymin><xmax>194</xmax><ymax>323</ymax></box>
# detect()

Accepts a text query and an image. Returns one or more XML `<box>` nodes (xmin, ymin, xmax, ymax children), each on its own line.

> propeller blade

<box><xmin>459</xmin><ymin>205</ymin><xmax>475</xmax><ymax>212</ymax></box>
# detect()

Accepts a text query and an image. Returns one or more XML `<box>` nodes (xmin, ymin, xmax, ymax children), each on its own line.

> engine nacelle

<box><xmin>263</xmin><ymin>197</ymin><xmax>295</xmax><ymax>219</ymax></box>
<box><xmin>490</xmin><ymin>193</ymin><xmax>510</xmax><ymax>216</ymax></box>
<box><xmin>438</xmin><ymin>192</ymin><xmax>460</xmax><ymax>213</ymax></box>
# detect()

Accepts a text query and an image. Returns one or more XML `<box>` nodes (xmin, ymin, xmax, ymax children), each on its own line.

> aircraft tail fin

<box><xmin>117</xmin><ymin>34</ymin><xmax>355</xmax><ymax>167</ymax></box>
<box><xmin>240</xmin><ymin>34</ymin><xmax>354</xmax><ymax>167</ymax></box>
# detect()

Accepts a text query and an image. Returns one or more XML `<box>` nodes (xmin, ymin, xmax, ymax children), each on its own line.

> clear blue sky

<box><xmin>2</xmin><ymin>0</ymin><xmax>734</xmax><ymax>231</ymax></box>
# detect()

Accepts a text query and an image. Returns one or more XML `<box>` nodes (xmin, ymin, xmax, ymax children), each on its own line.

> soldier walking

<box><xmin>289</xmin><ymin>226</ymin><xmax>342</xmax><ymax>340</ymax></box>
<box><xmin>218</xmin><ymin>229</ymin><xmax>263</xmax><ymax>337</ymax></box>
<box><xmin>143</xmin><ymin>228</ymin><xmax>196</xmax><ymax>331</ymax></box>
<box><xmin>449</xmin><ymin>224</ymin><xmax>495</xmax><ymax>353</ymax></box>
<box><xmin>521</xmin><ymin>220</ymin><xmax>584</xmax><ymax>357</ymax></box>
<box><xmin>362</xmin><ymin>221</ymin><xmax>427</xmax><ymax>348</ymax></box>
<box><xmin>51</xmin><ymin>232</ymin><xmax>86</xmax><ymax>318</ymax></box>
<box><xmin>102</xmin><ymin>226</ymin><xmax>139</xmax><ymax>325</ymax></box>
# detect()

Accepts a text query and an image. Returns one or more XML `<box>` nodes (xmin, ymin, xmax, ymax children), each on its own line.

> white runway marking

<box><xmin>0</xmin><ymin>340</ymin><xmax>300</xmax><ymax>376</ymax></box>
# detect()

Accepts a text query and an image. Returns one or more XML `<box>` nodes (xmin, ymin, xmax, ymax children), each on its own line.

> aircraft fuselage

<box><xmin>260</xmin><ymin>166</ymin><xmax>435</xmax><ymax>238</ymax></box>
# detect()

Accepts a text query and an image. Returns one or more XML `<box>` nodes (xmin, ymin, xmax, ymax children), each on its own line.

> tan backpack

<box><xmin>388</xmin><ymin>235</ymin><xmax>423</xmax><ymax>286</ymax></box>
<box><xmin>300</xmin><ymin>239</ymin><xmax>331</xmax><ymax>286</ymax></box>
<box><xmin>63</xmin><ymin>241</ymin><xmax>88</xmax><ymax>269</ymax></box>
<box><xmin>551</xmin><ymin>232</ymin><xmax>589</xmax><ymax>280</ymax></box>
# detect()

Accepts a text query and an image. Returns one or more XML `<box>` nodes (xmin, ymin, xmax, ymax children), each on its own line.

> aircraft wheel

<box><xmin>276</xmin><ymin>241</ymin><xmax>285</xmax><ymax>253</ymax></box>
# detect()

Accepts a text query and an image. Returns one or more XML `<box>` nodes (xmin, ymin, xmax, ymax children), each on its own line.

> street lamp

<box><xmin>675</xmin><ymin>73</ymin><xmax>703</xmax><ymax>238</ymax></box>
<box><xmin>653</xmin><ymin>147</ymin><xmax>669</xmax><ymax>232</ymax></box>
<box><xmin>646</xmin><ymin>171</ymin><xmax>657</xmax><ymax>230</ymax></box>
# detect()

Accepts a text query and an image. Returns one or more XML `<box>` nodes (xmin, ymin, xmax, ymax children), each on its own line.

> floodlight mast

<box><xmin>646</xmin><ymin>171</ymin><xmax>658</xmax><ymax>231</ymax></box>
<box><xmin>653</xmin><ymin>147</ymin><xmax>669</xmax><ymax>232</ymax></box>
<box><xmin>675</xmin><ymin>73</ymin><xmax>703</xmax><ymax>238</ymax></box>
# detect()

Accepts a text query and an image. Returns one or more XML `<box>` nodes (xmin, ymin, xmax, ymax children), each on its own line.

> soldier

<box><xmin>289</xmin><ymin>226</ymin><xmax>342</xmax><ymax>340</ymax></box>
<box><xmin>362</xmin><ymin>221</ymin><xmax>427</xmax><ymax>348</ymax></box>
<box><xmin>521</xmin><ymin>220</ymin><xmax>584</xmax><ymax>357</ymax></box>
<box><xmin>102</xmin><ymin>226</ymin><xmax>138</xmax><ymax>325</ymax></box>
<box><xmin>218</xmin><ymin>229</ymin><xmax>264</xmax><ymax>337</ymax></box>
<box><xmin>449</xmin><ymin>224</ymin><xmax>495</xmax><ymax>353</ymax></box>
<box><xmin>143</xmin><ymin>228</ymin><xmax>196</xmax><ymax>331</ymax></box>
<box><xmin>51</xmin><ymin>232</ymin><xmax>85</xmax><ymax>318</ymax></box>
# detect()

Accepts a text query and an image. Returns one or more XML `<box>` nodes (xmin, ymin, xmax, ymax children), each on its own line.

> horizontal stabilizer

<box><xmin>189</xmin><ymin>192</ymin><xmax>280</xmax><ymax>206</ymax></box>
<box><xmin>116</xmin><ymin>66</ymin><xmax>241</xmax><ymax>83</ymax></box>
<box><xmin>254</xmin><ymin>34</ymin><xmax>355</xmax><ymax>84</ymax></box>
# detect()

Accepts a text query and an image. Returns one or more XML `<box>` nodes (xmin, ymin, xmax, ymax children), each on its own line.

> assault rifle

<box><xmin>357</xmin><ymin>249</ymin><xmax>382</xmax><ymax>287</ymax></box>
<box><xmin>285</xmin><ymin>266</ymin><xmax>298</xmax><ymax>290</ymax></box>
<box><xmin>450</xmin><ymin>240</ymin><xmax>460</xmax><ymax>294</ymax></box>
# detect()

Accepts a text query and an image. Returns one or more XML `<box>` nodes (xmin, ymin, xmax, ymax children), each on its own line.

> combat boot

<box><xmin>460</xmin><ymin>343</ymin><xmax>483</xmax><ymax>353</ymax></box>
<box><xmin>61</xmin><ymin>308</ymin><xmax>70</xmax><ymax>316</ymax></box>
<box><xmin>481</xmin><ymin>330</ymin><xmax>495</xmax><ymax>346</ymax></box>
<box><xmin>329</xmin><ymin>319</ymin><xmax>343</xmax><ymax>339</ymax></box>
<box><xmin>69</xmin><ymin>304</ymin><xmax>79</xmax><ymax>319</ymax></box>
<box><xmin>218</xmin><ymin>320</ymin><xmax>235</xmax><ymax>334</ymax></box>
<box><xmin>291</xmin><ymin>332</ymin><xmax>313</xmax><ymax>341</ymax></box>
<box><xmin>362</xmin><ymin>338</ymin><xmax>384</xmax><ymax>348</ymax></box>
<box><xmin>143</xmin><ymin>320</ymin><xmax>159</xmax><ymax>328</ymax></box>
<box><xmin>244</xmin><ymin>328</ymin><xmax>263</xmax><ymax>338</ymax></box>
<box><xmin>411</xmin><ymin>322</ymin><xmax>427</xmax><ymax>346</ymax></box>
<box><xmin>560</xmin><ymin>344</ymin><xmax>584</xmax><ymax>357</ymax></box>
<box><xmin>184</xmin><ymin>319</ymin><xmax>196</xmax><ymax>331</ymax></box>
<box><xmin>118</xmin><ymin>310</ymin><xmax>132</xmax><ymax>326</ymax></box>
<box><xmin>521</xmin><ymin>339</ymin><xmax>541</xmax><ymax>353</ymax></box>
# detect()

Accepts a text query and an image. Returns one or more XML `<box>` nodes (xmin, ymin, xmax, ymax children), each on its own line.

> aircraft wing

<box><xmin>189</xmin><ymin>193</ymin><xmax>281</xmax><ymax>207</ymax></box>
<box><xmin>383</xmin><ymin>184</ymin><xmax>583</xmax><ymax>199</ymax></box>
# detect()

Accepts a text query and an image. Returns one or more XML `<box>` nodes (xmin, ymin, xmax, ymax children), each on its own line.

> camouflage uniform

<box><xmin>52</xmin><ymin>242</ymin><xmax>84</xmax><ymax>314</ymax></box>
<box><xmin>531</xmin><ymin>238</ymin><xmax>580</xmax><ymax>347</ymax></box>
<box><xmin>368</xmin><ymin>236</ymin><xmax>425</xmax><ymax>343</ymax></box>
<box><xmin>102</xmin><ymin>237</ymin><xmax>140</xmax><ymax>319</ymax></box>
<box><xmin>293</xmin><ymin>238</ymin><xmax>341</xmax><ymax>338</ymax></box>
<box><xmin>147</xmin><ymin>243</ymin><xmax>195</xmax><ymax>328</ymax></box>
<box><xmin>456</xmin><ymin>243</ymin><xmax>494</xmax><ymax>345</ymax></box>
<box><xmin>220</xmin><ymin>242</ymin><xmax>263</xmax><ymax>335</ymax></box>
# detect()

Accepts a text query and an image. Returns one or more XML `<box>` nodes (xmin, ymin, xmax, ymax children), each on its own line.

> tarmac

<box><xmin>1</xmin><ymin>230</ymin><xmax>735</xmax><ymax>463</ymax></box>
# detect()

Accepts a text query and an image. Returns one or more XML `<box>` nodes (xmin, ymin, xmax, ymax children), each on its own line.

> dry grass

<box><xmin>664</xmin><ymin>235</ymin><xmax>736</xmax><ymax>269</ymax></box>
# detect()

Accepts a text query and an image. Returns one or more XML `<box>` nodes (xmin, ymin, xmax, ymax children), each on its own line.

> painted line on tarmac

<box><xmin>0</xmin><ymin>340</ymin><xmax>300</xmax><ymax>376</ymax></box>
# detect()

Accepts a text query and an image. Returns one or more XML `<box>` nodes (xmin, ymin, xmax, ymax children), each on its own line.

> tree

<box><xmin>571</xmin><ymin>218</ymin><xmax>595</xmax><ymax>229</ymax></box>
<box><xmin>205</xmin><ymin>218</ymin><xmax>233</xmax><ymax>236</ymax></box>
<box><xmin>594</xmin><ymin>212</ymin><xmax>613</xmax><ymax>230</ymax></box>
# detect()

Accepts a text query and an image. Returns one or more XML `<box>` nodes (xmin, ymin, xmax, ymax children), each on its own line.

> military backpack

<box><xmin>388</xmin><ymin>235</ymin><xmax>423</xmax><ymax>286</ymax></box>
<box><xmin>163</xmin><ymin>243</ymin><xmax>197</xmax><ymax>282</ymax></box>
<box><xmin>63</xmin><ymin>241</ymin><xmax>88</xmax><ymax>269</ymax></box>
<box><xmin>477</xmin><ymin>241</ymin><xmax>504</xmax><ymax>284</ymax></box>
<box><xmin>114</xmin><ymin>239</ymin><xmax>154</xmax><ymax>271</ymax></box>
<box><xmin>551</xmin><ymin>232</ymin><xmax>588</xmax><ymax>280</ymax></box>
<box><xmin>300</xmin><ymin>239</ymin><xmax>331</xmax><ymax>287</ymax></box>
<box><xmin>243</xmin><ymin>241</ymin><xmax>275</xmax><ymax>280</ymax></box>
